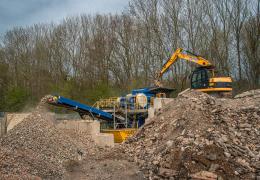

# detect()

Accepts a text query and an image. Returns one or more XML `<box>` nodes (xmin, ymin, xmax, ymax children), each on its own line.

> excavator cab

<box><xmin>191</xmin><ymin>67</ymin><xmax>210</xmax><ymax>89</ymax></box>
<box><xmin>190</xmin><ymin>66</ymin><xmax>232</xmax><ymax>97</ymax></box>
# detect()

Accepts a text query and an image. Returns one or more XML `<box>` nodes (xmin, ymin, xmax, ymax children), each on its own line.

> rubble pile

<box><xmin>61</xmin><ymin>129</ymin><xmax>101</xmax><ymax>156</ymax></box>
<box><xmin>0</xmin><ymin>98</ymin><xmax>85</xmax><ymax>179</ymax></box>
<box><xmin>123</xmin><ymin>90</ymin><xmax>260</xmax><ymax>179</ymax></box>
<box><xmin>234</xmin><ymin>89</ymin><xmax>260</xmax><ymax>99</ymax></box>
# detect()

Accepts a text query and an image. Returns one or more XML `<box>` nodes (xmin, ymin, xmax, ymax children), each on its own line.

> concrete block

<box><xmin>93</xmin><ymin>133</ymin><xmax>114</xmax><ymax>147</ymax></box>
<box><xmin>148</xmin><ymin>107</ymin><xmax>155</xmax><ymax>119</ymax></box>
<box><xmin>148</xmin><ymin>98</ymin><xmax>174</xmax><ymax>119</ymax></box>
<box><xmin>153</xmin><ymin>98</ymin><xmax>174</xmax><ymax>110</ymax></box>
<box><xmin>55</xmin><ymin>120</ymin><xmax>100</xmax><ymax>135</ymax></box>
<box><xmin>55</xmin><ymin>119</ymin><xmax>115</xmax><ymax>147</ymax></box>
<box><xmin>88</xmin><ymin>120</ymin><xmax>100</xmax><ymax>135</ymax></box>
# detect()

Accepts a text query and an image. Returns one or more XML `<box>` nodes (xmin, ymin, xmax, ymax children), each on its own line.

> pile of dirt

<box><xmin>0</xmin><ymin>97</ymin><xmax>85</xmax><ymax>179</ymax></box>
<box><xmin>122</xmin><ymin>90</ymin><xmax>260</xmax><ymax>179</ymax></box>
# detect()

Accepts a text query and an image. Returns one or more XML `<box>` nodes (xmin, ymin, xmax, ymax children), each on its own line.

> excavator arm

<box><xmin>155</xmin><ymin>48</ymin><xmax>212</xmax><ymax>86</ymax></box>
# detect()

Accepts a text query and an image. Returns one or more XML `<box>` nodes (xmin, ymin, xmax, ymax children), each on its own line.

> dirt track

<box><xmin>63</xmin><ymin>128</ymin><xmax>145</xmax><ymax>179</ymax></box>
<box><xmin>64</xmin><ymin>154</ymin><xmax>144</xmax><ymax>180</ymax></box>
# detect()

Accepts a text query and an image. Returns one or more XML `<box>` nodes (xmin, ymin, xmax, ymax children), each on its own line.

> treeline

<box><xmin>0</xmin><ymin>0</ymin><xmax>259</xmax><ymax>111</ymax></box>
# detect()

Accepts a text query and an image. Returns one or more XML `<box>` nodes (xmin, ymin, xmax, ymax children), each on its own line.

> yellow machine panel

<box><xmin>101</xmin><ymin>128</ymin><xmax>137</xmax><ymax>143</ymax></box>
<box><xmin>209</xmin><ymin>77</ymin><xmax>232</xmax><ymax>83</ymax></box>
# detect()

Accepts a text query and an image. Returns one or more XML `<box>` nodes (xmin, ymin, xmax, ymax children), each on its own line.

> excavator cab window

<box><xmin>191</xmin><ymin>68</ymin><xmax>209</xmax><ymax>89</ymax></box>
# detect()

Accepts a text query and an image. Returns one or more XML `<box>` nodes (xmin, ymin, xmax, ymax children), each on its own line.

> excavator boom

<box><xmin>157</xmin><ymin>48</ymin><xmax>212</xmax><ymax>79</ymax></box>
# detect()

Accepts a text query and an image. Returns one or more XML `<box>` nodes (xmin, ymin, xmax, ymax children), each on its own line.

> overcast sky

<box><xmin>0</xmin><ymin>0</ymin><xmax>129</xmax><ymax>34</ymax></box>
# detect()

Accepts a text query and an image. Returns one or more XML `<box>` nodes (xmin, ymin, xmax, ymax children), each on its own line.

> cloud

<box><xmin>0</xmin><ymin>0</ymin><xmax>129</xmax><ymax>34</ymax></box>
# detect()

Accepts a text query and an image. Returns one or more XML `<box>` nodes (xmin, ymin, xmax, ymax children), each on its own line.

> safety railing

<box><xmin>95</xmin><ymin>97</ymin><xmax>119</xmax><ymax>109</ymax></box>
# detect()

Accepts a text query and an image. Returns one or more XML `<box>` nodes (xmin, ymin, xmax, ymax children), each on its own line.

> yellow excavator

<box><xmin>155</xmin><ymin>48</ymin><xmax>232</xmax><ymax>97</ymax></box>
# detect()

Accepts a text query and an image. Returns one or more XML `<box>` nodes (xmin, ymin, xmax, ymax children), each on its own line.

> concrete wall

<box><xmin>56</xmin><ymin>120</ymin><xmax>114</xmax><ymax>147</ymax></box>
<box><xmin>148</xmin><ymin>98</ymin><xmax>174</xmax><ymax>119</ymax></box>
<box><xmin>56</xmin><ymin>120</ymin><xmax>100</xmax><ymax>135</ymax></box>
<box><xmin>153</xmin><ymin>98</ymin><xmax>174</xmax><ymax>110</ymax></box>
<box><xmin>3</xmin><ymin>112</ymin><xmax>114</xmax><ymax>147</ymax></box>
<box><xmin>94</xmin><ymin>133</ymin><xmax>114</xmax><ymax>147</ymax></box>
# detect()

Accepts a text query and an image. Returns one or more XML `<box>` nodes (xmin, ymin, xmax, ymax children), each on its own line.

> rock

<box><xmin>224</xmin><ymin>152</ymin><xmax>231</xmax><ymax>158</ymax></box>
<box><xmin>152</xmin><ymin>160</ymin><xmax>159</xmax><ymax>165</ymax></box>
<box><xmin>190</xmin><ymin>171</ymin><xmax>218</xmax><ymax>180</ymax></box>
<box><xmin>206</xmin><ymin>153</ymin><xmax>217</xmax><ymax>161</ymax></box>
<box><xmin>158</xmin><ymin>167</ymin><xmax>177</xmax><ymax>177</ymax></box>
<box><xmin>209</xmin><ymin>164</ymin><xmax>220</xmax><ymax>172</ymax></box>
<box><xmin>211</xmin><ymin>109</ymin><xmax>218</xmax><ymax>113</ymax></box>
<box><xmin>217</xmin><ymin>176</ymin><xmax>224</xmax><ymax>180</ymax></box>
<box><xmin>236</xmin><ymin>158</ymin><xmax>250</xmax><ymax>168</ymax></box>
<box><xmin>239</xmin><ymin>123</ymin><xmax>252</xmax><ymax>128</ymax></box>
<box><xmin>220</xmin><ymin>135</ymin><xmax>228</xmax><ymax>142</ymax></box>
<box><xmin>166</xmin><ymin>140</ymin><xmax>174</xmax><ymax>147</ymax></box>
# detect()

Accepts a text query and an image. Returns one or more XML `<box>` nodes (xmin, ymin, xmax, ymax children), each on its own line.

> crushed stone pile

<box><xmin>0</xmin><ymin>96</ymin><xmax>85</xmax><ymax>179</ymax></box>
<box><xmin>122</xmin><ymin>89</ymin><xmax>260</xmax><ymax>180</ymax></box>
<box><xmin>61</xmin><ymin>129</ymin><xmax>102</xmax><ymax>157</ymax></box>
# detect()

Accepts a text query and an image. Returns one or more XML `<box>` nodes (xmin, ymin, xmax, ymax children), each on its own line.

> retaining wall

<box><xmin>55</xmin><ymin>119</ymin><xmax>114</xmax><ymax>147</ymax></box>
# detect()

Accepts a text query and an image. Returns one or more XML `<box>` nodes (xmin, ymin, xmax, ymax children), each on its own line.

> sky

<box><xmin>0</xmin><ymin>0</ymin><xmax>129</xmax><ymax>34</ymax></box>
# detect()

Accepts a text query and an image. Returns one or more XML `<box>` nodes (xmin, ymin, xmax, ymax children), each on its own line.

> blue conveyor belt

<box><xmin>47</xmin><ymin>96</ymin><xmax>113</xmax><ymax>121</ymax></box>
